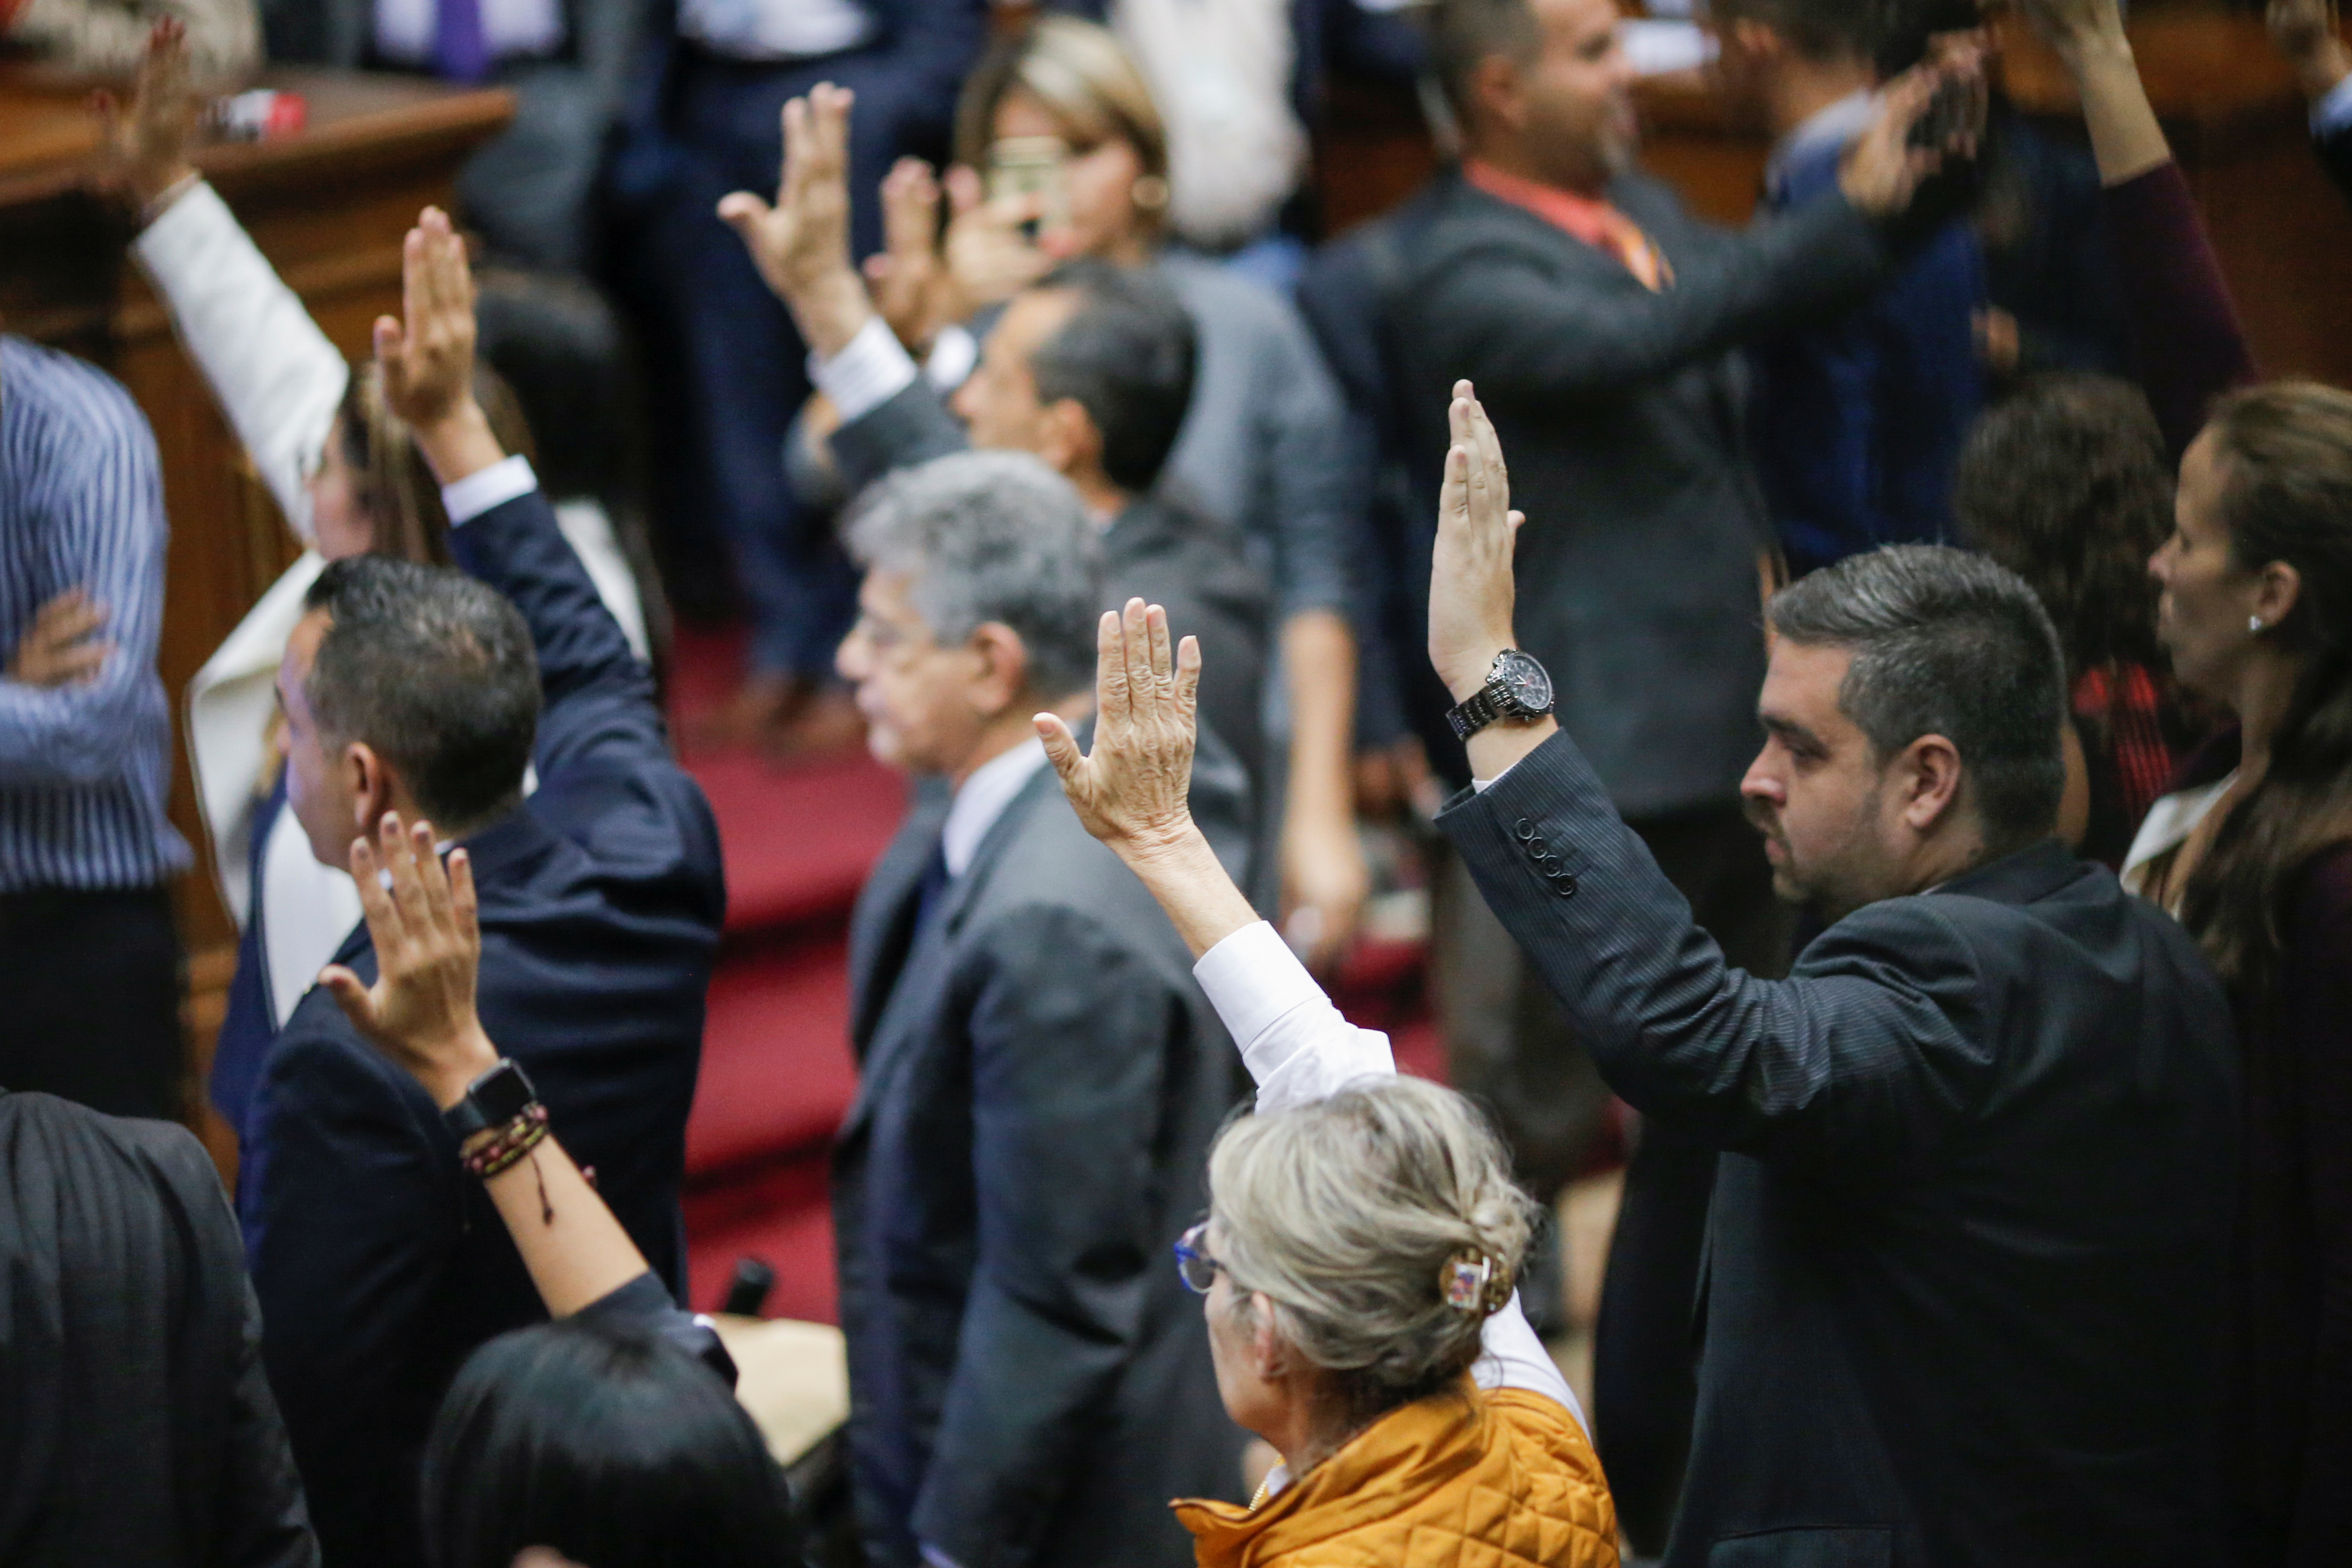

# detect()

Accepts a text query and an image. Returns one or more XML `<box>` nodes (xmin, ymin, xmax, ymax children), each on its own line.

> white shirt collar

<box><xmin>1766</xmin><ymin>87</ymin><xmax>1878</xmax><ymax>194</ymax></box>
<box><xmin>941</xmin><ymin>736</ymin><xmax>1052</xmax><ymax>878</ymax></box>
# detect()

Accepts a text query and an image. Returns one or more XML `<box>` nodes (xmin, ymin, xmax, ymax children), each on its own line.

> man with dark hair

<box><xmin>730</xmin><ymin>86</ymin><xmax>1271</xmax><ymax>808</ymax></box>
<box><xmin>1428</xmin><ymin>388</ymin><xmax>2236</xmax><ymax>1565</ymax></box>
<box><xmin>829</xmin><ymin>450</ymin><xmax>1247</xmax><ymax>1568</ymax></box>
<box><xmin>239</xmin><ymin>210</ymin><xmax>724</xmax><ymax>1568</ymax></box>
<box><xmin>1711</xmin><ymin>0</ymin><xmax>1986</xmax><ymax>576</ymax></box>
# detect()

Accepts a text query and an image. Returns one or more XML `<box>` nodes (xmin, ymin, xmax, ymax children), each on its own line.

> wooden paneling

<box><xmin>1</xmin><ymin>68</ymin><xmax>509</xmax><ymax>1173</ymax></box>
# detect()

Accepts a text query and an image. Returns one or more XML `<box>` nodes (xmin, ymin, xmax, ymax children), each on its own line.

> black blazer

<box><xmin>239</xmin><ymin>489</ymin><xmax>724</xmax><ymax>1568</ymax></box>
<box><xmin>833</xmin><ymin>756</ymin><xmax>1249</xmax><ymax>1568</ymax></box>
<box><xmin>830</xmin><ymin>378</ymin><xmax>1274</xmax><ymax>814</ymax></box>
<box><xmin>1387</xmin><ymin>170</ymin><xmax>1895</xmax><ymax>808</ymax></box>
<box><xmin>0</xmin><ymin>1092</ymin><xmax>315</xmax><ymax>1568</ymax></box>
<box><xmin>2319</xmin><ymin>119</ymin><xmax>2352</xmax><ymax>208</ymax></box>
<box><xmin>1438</xmin><ymin>730</ymin><xmax>2238</xmax><ymax>1566</ymax></box>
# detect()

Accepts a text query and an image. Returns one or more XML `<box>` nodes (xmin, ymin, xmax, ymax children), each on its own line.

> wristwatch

<box><xmin>1446</xmin><ymin>650</ymin><xmax>1556</xmax><ymax>741</ymax></box>
<box><xmin>441</xmin><ymin>1057</ymin><xmax>540</xmax><ymax>1143</ymax></box>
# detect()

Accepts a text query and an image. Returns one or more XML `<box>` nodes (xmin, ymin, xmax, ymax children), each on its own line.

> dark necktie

<box><xmin>434</xmin><ymin>0</ymin><xmax>491</xmax><ymax>84</ymax></box>
<box><xmin>911</xmin><ymin>840</ymin><xmax>951</xmax><ymax>938</ymax></box>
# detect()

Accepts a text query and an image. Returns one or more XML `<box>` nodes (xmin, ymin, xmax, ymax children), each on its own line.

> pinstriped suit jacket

<box><xmin>1438</xmin><ymin>729</ymin><xmax>2237</xmax><ymax>1567</ymax></box>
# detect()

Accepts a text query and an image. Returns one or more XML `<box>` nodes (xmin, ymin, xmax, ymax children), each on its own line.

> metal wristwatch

<box><xmin>1446</xmin><ymin>650</ymin><xmax>1556</xmax><ymax>741</ymax></box>
<box><xmin>441</xmin><ymin>1057</ymin><xmax>540</xmax><ymax>1143</ymax></box>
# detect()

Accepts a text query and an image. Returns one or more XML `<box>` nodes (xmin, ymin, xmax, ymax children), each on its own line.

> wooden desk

<box><xmin>1</xmin><ymin>70</ymin><xmax>510</xmax><ymax>1172</ymax></box>
<box><xmin>1321</xmin><ymin>11</ymin><xmax>2352</xmax><ymax>386</ymax></box>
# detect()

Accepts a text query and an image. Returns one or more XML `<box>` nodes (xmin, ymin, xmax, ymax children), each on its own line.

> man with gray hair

<box><xmin>1427</xmin><ymin>388</ymin><xmax>2237</xmax><ymax>1564</ymax></box>
<box><xmin>829</xmin><ymin>449</ymin><xmax>1249</xmax><ymax>1568</ymax></box>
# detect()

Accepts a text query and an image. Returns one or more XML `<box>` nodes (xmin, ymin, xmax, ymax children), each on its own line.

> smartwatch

<box><xmin>441</xmin><ymin>1058</ymin><xmax>540</xmax><ymax>1143</ymax></box>
<box><xmin>1445</xmin><ymin>650</ymin><xmax>1556</xmax><ymax>741</ymax></box>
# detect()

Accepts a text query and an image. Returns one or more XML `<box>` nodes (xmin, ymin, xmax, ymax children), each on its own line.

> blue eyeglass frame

<box><xmin>1173</xmin><ymin>1220</ymin><xmax>1222</xmax><ymax>1294</ymax></box>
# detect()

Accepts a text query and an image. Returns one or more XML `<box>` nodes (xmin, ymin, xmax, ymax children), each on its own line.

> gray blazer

<box><xmin>1392</xmin><ymin>169</ymin><xmax>1895</xmax><ymax>817</ymax></box>
<box><xmin>1438</xmin><ymin>729</ymin><xmax>2237</xmax><ymax>1565</ymax></box>
<box><xmin>832</xmin><ymin>752</ymin><xmax>1251</xmax><ymax>1568</ymax></box>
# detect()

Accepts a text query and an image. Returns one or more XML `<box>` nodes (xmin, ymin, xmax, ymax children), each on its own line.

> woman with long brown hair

<box><xmin>2133</xmin><ymin>380</ymin><xmax>2352</xmax><ymax>1566</ymax></box>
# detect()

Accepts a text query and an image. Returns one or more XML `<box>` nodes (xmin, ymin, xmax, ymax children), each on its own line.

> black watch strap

<box><xmin>442</xmin><ymin>1059</ymin><xmax>539</xmax><ymax>1143</ymax></box>
<box><xmin>1446</xmin><ymin>685</ymin><xmax>1504</xmax><ymax>741</ymax></box>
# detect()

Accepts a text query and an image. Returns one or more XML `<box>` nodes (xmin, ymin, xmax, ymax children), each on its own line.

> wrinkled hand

<box><xmin>718</xmin><ymin>84</ymin><xmax>863</xmax><ymax>338</ymax></box>
<box><xmin>1837</xmin><ymin>43</ymin><xmax>1986</xmax><ymax>217</ymax></box>
<box><xmin>320</xmin><ymin>812</ymin><xmax>499</xmax><ymax>1110</ymax></box>
<box><xmin>864</xmin><ymin>157</ymin><xmax>951</xmax><ymax>351</ymax></box>
<box><xmin>1039</xmin><ymin>598</ymin><xmax>1201</xmax><ymax>861</ymax></box>
<box><xmin>94</xmin><ymin>19</ymin><xmax>205</xmax><ymax>211</ymax></box>
<box><xmin>7</xmin><ymin>588</ymin><xmax>109</xmax><ymax>688</ymax></box>
<box><xmin>373</xmin><ymin>206</ymin><xmax>478</xmax><ymax>433</ymax></box>
<box><xmin>1428</xmin><ymin>382</ymin><xmax>1526</xmax><ymax>705</ymax></box>
<box><xmin>941</xmin><ymin>164</ymin><xmax>1054</xmax><ymax>320</ymax></box>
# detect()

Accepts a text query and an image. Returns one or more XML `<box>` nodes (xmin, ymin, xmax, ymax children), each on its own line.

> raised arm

<box><xmin>318</xmin><ymin>809</ymin><xmax>726</xmax><ymax>1375</ymax></box>
<box><xmin>2016</xmin><ymin>0</ymin><xmax>2256</xmax><ymax>452</ymax></box>
<box><xmin>112</xmin><ymin>23</ymin><xmax>347</xmax><ymax>542</ymax></box>
<box><xmin>377</xmin><ymin>208</ymin><xmax>664</xmax><ymax>780</ymax></box>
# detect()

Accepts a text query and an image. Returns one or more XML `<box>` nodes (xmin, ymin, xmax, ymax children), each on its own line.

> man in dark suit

<box><xmin>611</xmin><ymin>0</ymin><xmax>985</xmax><ymax>746</ymax></box>
<box><xmin>728</xmin><ymin>83</ymin><xmax>1270</xmax><ymax>835</ymax></box>
<box><xmin>239</xmin><ymin>210</ymin><xmax>724</xmax><ymax>1568</ymax></box>
<box><xmin>1427</xmin><ymin>387</ymin><xmax>2237</xmax><ymax>1565</ymax></box>
<box><xmin>830</xmin><ymin>449</ymin><xmax>1246</xmax><ymax>1568</ymax></box>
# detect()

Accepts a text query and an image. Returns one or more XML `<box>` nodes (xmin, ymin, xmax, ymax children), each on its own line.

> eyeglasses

<box><xmin>1173</xmin><ymin>1220</ymin><xmax>1224</xmax><ymax>1295</ymax></box>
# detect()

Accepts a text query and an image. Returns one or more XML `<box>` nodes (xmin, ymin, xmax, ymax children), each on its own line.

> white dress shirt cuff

<box><xmin>1194</xmin><ymin>921</ymin><xmax>1394</xmax><ymax>1114</ymax></box>
<box><xmin>441</xmin><ymin>455</ymin><xmax>538</xmax><ymax>526</ymax></box>
<box><xmin>811</xmin><ymin>315</ymin><xmax>922</xmax><ymax>425</ymax></box>
<box><xmin>923</xmin><ymin>323</ymin><xmax>979</xmax><ymax>391</ymax></box>
<box><xmin>2316</xmin><ymin>73</ymin><xmax>2352</xmax><ymax>138</ymax></box>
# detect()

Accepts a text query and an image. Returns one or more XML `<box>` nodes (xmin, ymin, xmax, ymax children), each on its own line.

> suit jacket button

<box><xmin>1555</xmin><ymin>874</ymin><xmax>1578</xmax><ymax>899</ymax></box>
<box><xmin>1514</xmin><ymin>818</ymin><xmax>1538</xmax><ymax>841</ymax></box>
<box><xmin>1525</xmin><ymin>835</ymin><xmax>1549</xmax><ymax>859</ymax></box>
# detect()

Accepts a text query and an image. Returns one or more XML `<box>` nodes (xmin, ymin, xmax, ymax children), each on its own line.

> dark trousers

<box><xmin>617</xmin><ymin>49</ymin><xmax>919</xmax><ymax>679</ymax></box>
<box><xmin>0</xmin><ymin>885</ymin><xmax>184</xmax><ymax>1121</ymax></box>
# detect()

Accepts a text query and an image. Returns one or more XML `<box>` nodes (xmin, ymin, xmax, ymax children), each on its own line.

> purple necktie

<box><xmin>434</xmin><ymin>0</ymin><xmax>491</xmax><ymax>84</ymax></box>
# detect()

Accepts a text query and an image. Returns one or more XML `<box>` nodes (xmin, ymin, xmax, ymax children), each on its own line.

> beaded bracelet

<box><xmin>462</xmin><ymin>1103</ymin><xmax>550</xmax><ymax>1180</ymax></box>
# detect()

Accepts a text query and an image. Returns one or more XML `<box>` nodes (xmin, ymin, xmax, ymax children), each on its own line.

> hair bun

<box><xmin>1440</xmin><ymin>1251</ymin><xmax>1513</xmax><ymax>1317</ymax></box>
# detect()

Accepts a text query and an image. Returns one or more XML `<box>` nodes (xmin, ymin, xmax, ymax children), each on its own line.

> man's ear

<box><xmin>966</xmin><ymin>622</ymin><xmax>1034</xmax><ymax>718</ymax></box>
<box><xmin>344</xmin><ymin>740</ymin><xmax>389</xmax><ymax>832</ymax></box>
<box><xmin>1896</xmin><ymin>733</ymin><xmax>1965</xmax><ymax>833</ymax></box>
<box><xmin>1038</xmin><ymin>396</ymin><xmax>1103</xmax><ymax>483</ymax></box>
<box><xmin>1470</xmin><ymin>52</ymin><xmax>1526</xmax><ymax>135</ymax></box>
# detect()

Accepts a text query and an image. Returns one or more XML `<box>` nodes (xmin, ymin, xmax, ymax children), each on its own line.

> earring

<box><xmin>2250</xmin><ymin>616</ymin><xmax>2266</xmax><ymax>634</ymax></box>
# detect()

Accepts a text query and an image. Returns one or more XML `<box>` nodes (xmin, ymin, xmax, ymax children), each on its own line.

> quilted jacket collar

<box><xmin>1171</xmin><ymin>1381</ymin><xmax>1618</xmax><ymax>1567</ymax></box>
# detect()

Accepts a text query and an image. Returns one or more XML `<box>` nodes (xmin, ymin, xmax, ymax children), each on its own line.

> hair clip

<box><xmin>1442</xmin><ymin>1252</ymin><xmax>1495</xmax><ymax>1314</ymax></box>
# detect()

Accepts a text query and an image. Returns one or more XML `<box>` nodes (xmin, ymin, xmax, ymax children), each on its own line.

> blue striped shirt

<box><xmin>0</xmin><ymin>336</ymin><xmax>191</xmax><ymax>891</ymax></box>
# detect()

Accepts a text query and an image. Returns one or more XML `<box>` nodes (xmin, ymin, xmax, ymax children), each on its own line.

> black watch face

<box><xmin>1493</xmin><ymin>651</ymin><xmax>1554</xmax><ymax>715</ymax></box>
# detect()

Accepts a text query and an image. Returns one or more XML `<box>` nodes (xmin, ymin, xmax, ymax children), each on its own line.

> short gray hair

<box><xmin>845</xmin><ymin>452</ymin><xmax>1106</xmax><ymax>700</ymax></box>
<box><xmin>1207</xmin><ymin>1077</ymin><xmax>1538</xmax><ymax>1430</ymax></box>
<box><xmin>1767</xmin><ymin>544</ymin><xmax>2066</xmax><ymax>851</ymax></box>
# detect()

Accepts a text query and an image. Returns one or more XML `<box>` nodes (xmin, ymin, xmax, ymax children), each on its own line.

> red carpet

<box><xmin>670</xmin><ymin>625</ymin><xmax>1438</xmax><ymax>1322</ymax></box>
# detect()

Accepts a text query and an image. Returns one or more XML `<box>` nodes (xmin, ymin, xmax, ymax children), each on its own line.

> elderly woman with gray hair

<box><xmin>1038</xmin><ymin>597</ymin><xmax>1619</xmax><ymax>1566</ymax></box>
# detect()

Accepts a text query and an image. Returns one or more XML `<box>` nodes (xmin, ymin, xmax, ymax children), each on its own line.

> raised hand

<box><xmin>374</xmin><ymin>206</ymin><xmax>477</xmax><ymax>433</ymax></box>
<box><xmin>864</xmin><ymin>157</ymin><xmax>950</xmax><ymax>351</ymax></box>
<box><xmin>1837</xmin><ymin>42</ymin><xmax>1986</xmax><ymax>218</ymax></box>
<box><xmin>2269</xmin><ymin>0</ymin><xmax>2352</xmax><ymax>97</ymax></box>
<box><xmin>717</xmin><ymin>84</ymin><xmax>871</xmax><ymax>357</ymax></box>
<box><xmin>941</xmin><ymin>164</ymin><xmax>1054</xmax><ymax>321</ymax></box>
<box><xmin>93</xmin><ymin>18</ymin><xmax>204</xmax><ymax>213</ymax></box>
<box><xmin>320</xmin><ymin>812</ymin><xmax>499</xmax><ymax>1110</ymax></box>
<box><xmin>2014</xmin><ymin>0</ymin><xmax>2128</xmax><ymax>60</ymax></box>
<box><xmin>7</xmin><ymin>588</ymin><xmax>110</xmax><ymax>688</ymax></box>
<box><xmin>1039</xmin><ymin>598</ymin><xmax>1202</xmax><ymax>861</ymax></box>
<box><xmin>1427</xmin><ymin>381</ymin><xmax>1526</xmax><ymax>705</ymax></box>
